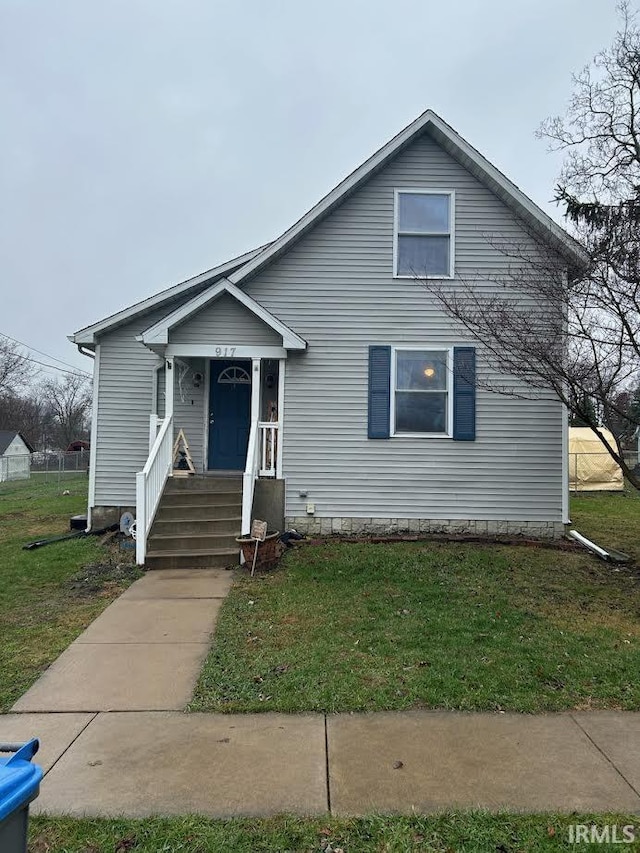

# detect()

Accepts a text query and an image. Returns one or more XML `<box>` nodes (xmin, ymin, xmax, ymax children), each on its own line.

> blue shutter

<box><xmin>453</xmin><ymin>346</ymin><xmax>476</xmax><ymax>441</ymax></box>
<box><xmin>368</xmin><ymin>346</ymin><xmax>391</xmax><ymax>439</ymax></box>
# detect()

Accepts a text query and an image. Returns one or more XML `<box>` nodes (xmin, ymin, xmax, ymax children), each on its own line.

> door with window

<box><xmin>208</xmin><ymin>360</ymin><xmax>251</xmax><ymax>470</ymax></box>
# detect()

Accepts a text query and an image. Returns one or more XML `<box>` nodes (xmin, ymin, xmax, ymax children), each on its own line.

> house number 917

<box><xmin>215</xmin><ymin>346</ymin><xmax>236</xmax><ymax>356</ymax></box>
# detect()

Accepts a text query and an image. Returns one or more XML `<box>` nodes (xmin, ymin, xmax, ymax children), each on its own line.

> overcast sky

<box><xmin>0</xmin><ymin>0</ymin><xmax>623</xmax><ymax>378</ymax></box>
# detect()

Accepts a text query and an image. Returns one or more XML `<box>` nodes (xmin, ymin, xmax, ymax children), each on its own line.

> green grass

<box><xmin>191</xmin><ymin>504</ymin><xmax>640</xmax><ymax>713</ymax></box>
<box><xmin>29</xmin><ymin>812</ymin><xmax>640</xmax><ymax>852</ymax></box>
<box><xmin>570</xmin><ymin>490</ymin><xmax>640</xmax><ymax>561</ymax></box>
<box><xmin>0</xmin><ymin>476</ymin><xmax>141</xmax><ymax>711</ymax></box>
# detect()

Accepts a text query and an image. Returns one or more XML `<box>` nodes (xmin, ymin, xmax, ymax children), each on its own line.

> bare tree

<box><xmin>423</xmin><ymin>2</ymin><xmax>640</xmax><ymax>489</ymax></box>
<box><xmin>0</xmin><ymin>335</ymin><xmax>32</xmax><ymax>395</ymax></box>
<box><xmin>0</xmin><ymin>392</ymin><xmax>55</xmax><ymax>450</ymax></box>
<box><xmin>41</xmin><ymin>373</ymin><xmax>92</xmax><ymax>449</ymax></box>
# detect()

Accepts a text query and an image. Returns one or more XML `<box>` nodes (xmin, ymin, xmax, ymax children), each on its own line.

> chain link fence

<box><xmin>0</xmin><ymin>450</ymin><xmax>90</xmax><ymax>489</ymax></box>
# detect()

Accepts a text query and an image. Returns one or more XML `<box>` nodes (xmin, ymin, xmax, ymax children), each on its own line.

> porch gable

<box><xmin>137</xmin><ymin>278</ymin><xmax>307</xmax><ymax>352</ymax></box>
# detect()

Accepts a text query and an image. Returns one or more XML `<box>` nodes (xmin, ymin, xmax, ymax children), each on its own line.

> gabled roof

<box><xmin>71</xmin><ymin>108</ymin><xmax>588</xmax><ymax>347</ymax></box>
<box><xmin>0</xmin><ymin>430</ymin><xmax>35</xmax><ymax>455</ymax></box>
<box><xmin>71</xmin><ymin>244</ymin><xmax>270</xmax><ymax>347</ymax></box>
<box><xmin>138</xmin><ymin>278</ymin><xmax>307</xmax><ymax>351</ymax></box>
<box><xmin>227</xmin><ymin>109</ymin><xmax>587</xmax><ymax>287</ymax></box>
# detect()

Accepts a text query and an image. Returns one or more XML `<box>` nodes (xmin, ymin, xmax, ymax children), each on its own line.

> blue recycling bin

<box><xmin>0</xmin><ymin>739</ymin><xmax>43</xmax><ymax>853</ymax></box>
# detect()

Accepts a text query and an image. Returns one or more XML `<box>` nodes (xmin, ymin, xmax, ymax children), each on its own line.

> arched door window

<box><xmin>217</xmin><ymin>366</ymin><xmax>251</xmax><ymax>385</ymax></box>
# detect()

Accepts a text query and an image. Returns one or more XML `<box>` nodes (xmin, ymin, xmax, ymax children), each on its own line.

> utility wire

<box><xmin>21</xmin><ymin>354</ymin><xmax>93</xmax><ymax>379</ymax></box>
<box><xmin>0</xmin><ymin>331</ymin><xmax>92</xmax><ymax>377</ymax></box>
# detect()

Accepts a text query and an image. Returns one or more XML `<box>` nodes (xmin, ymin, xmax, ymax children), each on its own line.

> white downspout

<box><xmin>85</xmin><ymin>344</ymin><xmax>100</xmax><ymax>532</ymax></box>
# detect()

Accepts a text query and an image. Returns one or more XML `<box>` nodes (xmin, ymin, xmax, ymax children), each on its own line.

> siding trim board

<box><xmin>166</xmin><ymin>345</ymin><xmax>288</xmax><ymax>359</ymax></box>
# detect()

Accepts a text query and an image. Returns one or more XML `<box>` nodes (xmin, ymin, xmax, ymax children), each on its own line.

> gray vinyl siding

<box><xmin>93</xmin><ymin>309</ymin><xmax>167</xmax><ymax>506</ymax></box>
<box><xmin>237</xmin><ymin>132</ymin><xmax>564</xmax><ymax>522</ymax></box>
<box><xmin>173</xmin><ymin>357</ymin><xmax>206</xmax><ymax>471</ymax></box>
<box><xmin>170</xmin><ymin>293</ymin><xmax>282</xmax><ymax>346</ymax></box>
<box><xmin>156</xmin><ymin>368</ymin><xmax>166</xmax><ymax>419</ymax></box>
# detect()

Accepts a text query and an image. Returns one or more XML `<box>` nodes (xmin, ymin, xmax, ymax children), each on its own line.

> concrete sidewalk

<box><xmin>2</xmin><ymin>709</ymin><xmax>640</xmax><ymax>817</ymax></box>
<box><xmin>4</xmin><ymin>568</ymin><xmax>640</xmax><ymax>818</ymax></box>
<box><xmin>11</xmin><ymin>568</ymin><xmax>233</xmax><ymax>713</ymax></box>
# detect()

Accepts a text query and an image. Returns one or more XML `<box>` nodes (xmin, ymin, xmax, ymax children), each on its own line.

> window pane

<box><xmin>397</xmin><ymin>350</ymin><xmax>447</xmax><ymax>391</ymax></box>
<box><xmin>395</xmin><ymin>391</ymin><xmax>447</xmax><ymax>433</ymax></box>
<box><xmin>398</xmin><ymin>193</ymin><xmax>449</xmax><ymax>232</ymax></box>
<box><xmin>397</xmin><ymin>235</ymin><xmax>450</xmax><ymax>276</ymax></box>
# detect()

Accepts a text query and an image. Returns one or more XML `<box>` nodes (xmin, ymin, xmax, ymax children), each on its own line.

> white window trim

<box><xmin>390</xmin><ymin>346</ymin><xmax>454</xmax><ymax>438</ymax></box>
<box><xmin>393</xmin><ymin>189</ymin><xmax>455</xmax><ymax>279</ymax></box>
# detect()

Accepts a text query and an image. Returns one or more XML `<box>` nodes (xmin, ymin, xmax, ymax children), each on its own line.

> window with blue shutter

<box><xmin>369</xmin><ymin>345</ymin><xmax>476</xmax><ymax>440</ymax></box>
<box><xmin>368</xmin><ymin>346</ymin><xmax>391</xmax><ymax>438</ymax></box>
<box><xmin>452</xmin><ymin>346</ymin><xmax>476</xmax><ymax>441</ymax></box>
<box><xmin>393</xmin><ymin>349</ymin><xmax>449</xmax><ymax>434</ymax></box>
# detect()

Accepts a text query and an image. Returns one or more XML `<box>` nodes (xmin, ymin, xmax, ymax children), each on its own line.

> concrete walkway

<box><xmin>12</xmin><ymin>568</ymin><xmax>234</xmax><ymax>712</ymax></box>
<box><xmin>3</xmin><ymin>569</ymin><xmax>640</xmax><ymax>817</ymax></box>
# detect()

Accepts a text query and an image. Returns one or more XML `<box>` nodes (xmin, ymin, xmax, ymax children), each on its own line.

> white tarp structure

<box><xmin>569</xmin><ymin>427</ymin><xmax>624</xmax><ymax>491</ymax></box>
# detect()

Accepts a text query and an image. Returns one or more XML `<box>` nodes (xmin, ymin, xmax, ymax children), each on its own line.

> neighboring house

<box><xmin>0</xmin><ymin>431</ymin><xmax>34</xmax><ymax>482</ymax></box>
<box><xmin>71</xmin><ymin>109</ymin><xmax>586</xmax><ymax>567</ymax></box>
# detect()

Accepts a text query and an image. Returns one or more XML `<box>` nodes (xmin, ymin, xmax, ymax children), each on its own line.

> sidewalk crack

<box><xmin>43</xmin><ymin>712</ymin><xmax>98</xmax><ymax>777</ymax></box>
<box><xmin>324</xmin><ymin>714</ymin><xmax>332</xmax><ymax>814</ymax></box>
<box><xmin>570</xmin><ymin>713</ymin><xmax>640</xmax><ymax>800</ymax></box>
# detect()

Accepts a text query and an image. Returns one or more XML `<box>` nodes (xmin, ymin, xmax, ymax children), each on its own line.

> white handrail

<box><xmin>242</xmin><ymin>419</ymin><xmax>260</xmax><ymax>537</ymax></box>
<box><xmin>258</xmin><ymin>421</ymin><xmax>279</xmax><ymax>477</ymax></box>
<box><xmin>135</xmin><ymin>414</ymin><xmax>173</xmax><ymax>565</ymax></box>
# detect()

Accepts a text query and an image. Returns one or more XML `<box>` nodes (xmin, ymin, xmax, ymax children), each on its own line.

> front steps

<box><xmin>145</xmin><ymin>475</ymin><xmax>242</xmax><ymax>570</ymax></box>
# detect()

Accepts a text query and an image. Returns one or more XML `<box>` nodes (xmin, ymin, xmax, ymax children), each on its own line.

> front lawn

<box><xmin>0</xmin><ymin>476</ymin><xmax>140</xmax><ymax>712</ymax></box>
<box><xmin>30</xmin><ymin>812</ymin><xmax>640</xmax><ymax>853</ymax></box>
<box><xmin>191</xmin><ymin>509</ymin><xmax>640</xmax><ymax>714</ymax></box>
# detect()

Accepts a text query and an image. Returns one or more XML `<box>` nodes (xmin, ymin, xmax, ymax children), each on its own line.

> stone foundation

<box><xmin>285</xmin><ymin>516</ymin><xmax>566</xmax><ymax>540</ymax></box>
<box><xmin>91</xmin><ymin>505</ymin><xmax>135</xmax><ymax>529</ymax></box>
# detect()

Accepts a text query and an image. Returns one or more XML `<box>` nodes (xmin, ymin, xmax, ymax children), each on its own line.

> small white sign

<box><xmin>251</xmin><ymin>519</ymin><xmax>268</xmax><ymax>541</ymax></box>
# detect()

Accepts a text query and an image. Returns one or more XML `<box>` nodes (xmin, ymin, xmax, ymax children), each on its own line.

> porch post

<box><xmin>251</xmin><ymin>358</ymin><xmax>261</xmax><ymax>423</ymax></box>
<box><xmin>277</xmin><ymin>358</ymin><xmax>285</xmax><ymax>479</ymax></box>
<box><xmin>148</xmin><ymin>414</ymin><xmax>160</xmax><ymax>451</ymax></box>
<box><xmin>165</xmin><ymin>356</ymin><xmax>175</xmax><ymax>419</ymax></box>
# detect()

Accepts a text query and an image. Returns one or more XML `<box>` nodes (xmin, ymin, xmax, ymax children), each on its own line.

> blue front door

<box><xmin>208</xmin><ymin>360</ymin><xmax>252</xmax><ymax>470</ymax></box>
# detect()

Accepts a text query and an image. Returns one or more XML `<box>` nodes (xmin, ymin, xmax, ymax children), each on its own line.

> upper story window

<box><xmin>394</xmin><ymin>190</ymin><xmax>454</xmax><ymax>278</ymax></box>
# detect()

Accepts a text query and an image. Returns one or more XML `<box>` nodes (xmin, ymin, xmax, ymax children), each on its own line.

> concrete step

<box><xmin>154</xmin><ymin>503</ymin><xmax>242</xmax><ymax>521</ymax></box>
<box><xmin>148</xmin><ymin>533</ymin><xmax>239</xmax><ymax>552</ymax></box>
<box><xmin>151</xmin><ymin>517</ymin><xmax>241</xmax><ymax>536</ymax></box>
<box><xmin>160</xmin><ymin>491</ymin><xmax>242</xmax><ymax>507</ymax></box>
<box><xmin>165</xmin><ymin>476</ymin><xmax>242</xmax><ymax>493</ymax></box>
<box><xmin>145</xmin><ymin>548</ymin><xmax>239</xmax><ymax>570</ymax></box>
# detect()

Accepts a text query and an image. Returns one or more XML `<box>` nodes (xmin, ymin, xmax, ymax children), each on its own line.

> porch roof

<box><xmin>137</xmin><ymin>278</ymin><xmax>307</xmax><ymax>351</ymax></box>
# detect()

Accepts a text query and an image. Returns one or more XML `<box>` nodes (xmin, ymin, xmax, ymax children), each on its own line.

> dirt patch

<box><xmin>67</xmin><ymin>561</ymin><xmax>142</xmax><ymax>597</ymax></box>
<box><xmin>303</xmin><ymin>533</ymin><xmax>585</xmax><ymax>553</ymax></box>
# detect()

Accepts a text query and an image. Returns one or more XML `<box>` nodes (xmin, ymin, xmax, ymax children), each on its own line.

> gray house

<box><xmin>71</xmin><ymin>109</ymin><xmax>585</xmax><ymax>568</ymax></box>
